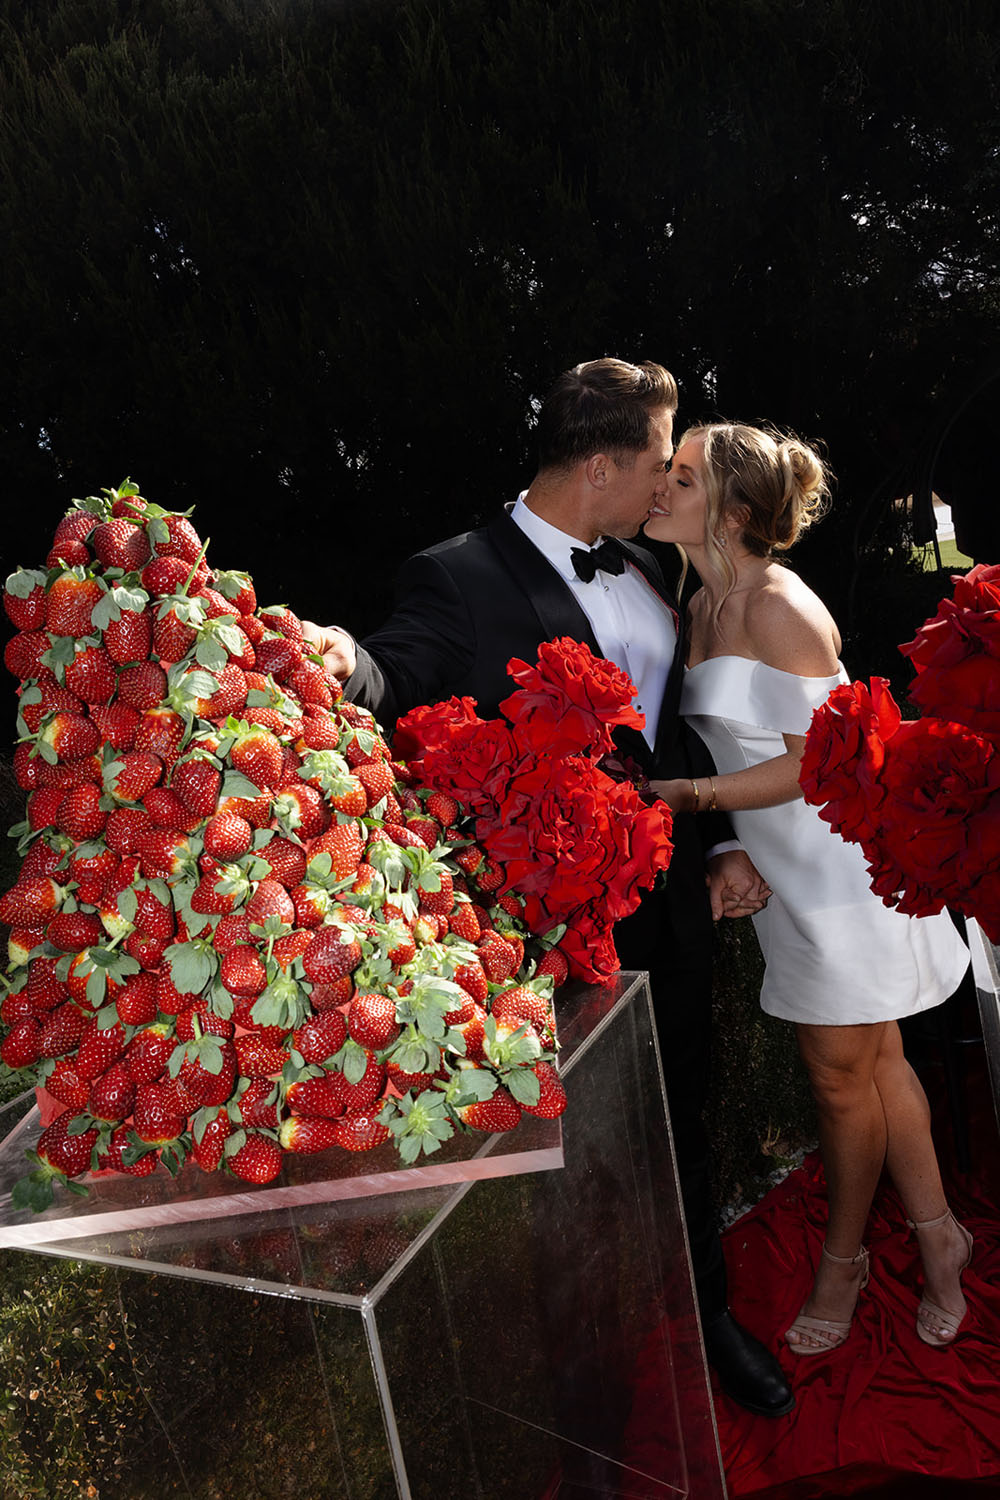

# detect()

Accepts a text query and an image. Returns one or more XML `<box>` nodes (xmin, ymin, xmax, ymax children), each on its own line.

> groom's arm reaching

<box><xmin>303</xmin><ymin>551</ymin><xmax>478</xmax><ymax>726</ymax></box>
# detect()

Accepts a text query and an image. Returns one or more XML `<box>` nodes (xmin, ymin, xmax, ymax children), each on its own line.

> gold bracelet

<box><xmin>708</xmin><ymin>777</ymin><xmax>718</xmax><ymax>813</ymax></box>
<box><xmin>690</xmin><ymin>779</ymin><xmax>700</xmax><ymax>811</ymax></box>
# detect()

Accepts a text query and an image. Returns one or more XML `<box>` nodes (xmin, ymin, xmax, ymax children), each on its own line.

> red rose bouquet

<box><xmin>395</xmin><ymin>638</ymin><xmax>674</xmax><ymax>984</ymax></box>
<box><xmin>800</xmin><ymin>563</ymin><xmax>1000</xmax><ymax>940</ymax></box>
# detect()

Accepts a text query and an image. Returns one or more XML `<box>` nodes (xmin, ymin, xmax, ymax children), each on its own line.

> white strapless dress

<box><xmin>681</xmin><ymin>656</ymin><xmax>969</xmax><ymax>1025</ymax></box>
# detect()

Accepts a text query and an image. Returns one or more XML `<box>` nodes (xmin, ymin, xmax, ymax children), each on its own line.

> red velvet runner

<box><xmin>628</xmin><ymin>1051</ymin><xmax>1000</xmax><ymax>1497</ymax></box>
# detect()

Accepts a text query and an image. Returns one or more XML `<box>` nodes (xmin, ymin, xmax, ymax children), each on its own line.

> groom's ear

<box><xmin>584</xmin><ymin>451</ymin><xmax>611</xmax><ymax>489</ymax></box>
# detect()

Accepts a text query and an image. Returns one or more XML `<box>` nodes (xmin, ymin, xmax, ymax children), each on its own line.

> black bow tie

<box><xmin>570</xmin><ymin>538</ymin><xmax>626</xmax><ymax>583</ymax></box>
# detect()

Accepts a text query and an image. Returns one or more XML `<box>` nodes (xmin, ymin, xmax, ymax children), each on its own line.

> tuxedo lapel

<box><xmin>486</xmin><ymin>512</ymin><xmax>603</xmax><ymax>656</ymax></box>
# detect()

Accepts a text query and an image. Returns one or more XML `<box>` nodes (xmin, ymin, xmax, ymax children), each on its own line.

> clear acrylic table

<box><xmin>0</xmin><ymin>972</ymin><xmax>727</xmax><ymax>1500</ymax></box>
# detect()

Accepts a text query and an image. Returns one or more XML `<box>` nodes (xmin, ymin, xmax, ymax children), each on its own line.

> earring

<box><xmin>715</xmin><ymin>531</ymin><xmax>727</xmax><ymax>548</ymax></box>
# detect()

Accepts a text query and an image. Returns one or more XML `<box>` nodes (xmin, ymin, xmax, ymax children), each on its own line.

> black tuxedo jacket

<box><xmin>345</xmin><ymin>510</ymin><xmax>734</xmax><ymax>854</ymax></box>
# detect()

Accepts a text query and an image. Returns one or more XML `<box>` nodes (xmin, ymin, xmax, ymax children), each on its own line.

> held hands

<box><xmin>301</xmin><ymin>621</ymin><xmax>357</xmax><ymax>682</ymax></box>
<box><xmin>650</xmin><ymin>778</ymin><xmax>697</xmax><ymax>812</ymax></box>
<box><xmin>706</xmin><ymin>850</ymin><xmax>771</xmax><ymax>922</ymax></box>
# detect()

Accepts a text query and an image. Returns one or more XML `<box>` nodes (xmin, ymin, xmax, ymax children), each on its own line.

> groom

<box><xmin>305</xmin><ymin>357</ymin><xmax>793</xmax><ymax>1418</ymax></box>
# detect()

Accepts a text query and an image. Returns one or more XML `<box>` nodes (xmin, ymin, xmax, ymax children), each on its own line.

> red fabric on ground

<box><xmin>622</xmin><ymin>1051</ymin><xmax>1000</xmax><ymax>1498</ymax></box>
<box><xmin>716</xmin><ymin>1052</ymin><xmax>1000</xmax><ymax>1497</ymax></box>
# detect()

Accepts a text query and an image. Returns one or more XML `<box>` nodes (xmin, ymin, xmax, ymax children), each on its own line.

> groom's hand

<box><xmin>301</xmin><ymin>621</ymin><xmax>357</xmax><ymax>682</ymax></box>
<box><xmin>706</xmin><ymin>850</ymin><xmax>771</xmax><ymax>921</ymax></box>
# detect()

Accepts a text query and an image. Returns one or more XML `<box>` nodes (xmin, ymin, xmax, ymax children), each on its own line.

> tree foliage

<box><xmin>1</xmin><ymin>0</ymin><xmax>998</xmax><ymax>638</ymax></box>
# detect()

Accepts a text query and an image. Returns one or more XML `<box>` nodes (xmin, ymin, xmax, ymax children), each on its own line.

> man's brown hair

<box><xmin>536</xmin><ymin>357</ymin><xmax>678</xmax><ymax>471</ymax></box>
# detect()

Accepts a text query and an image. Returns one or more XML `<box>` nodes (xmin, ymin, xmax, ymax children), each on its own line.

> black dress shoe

<box><xmin>701</xmin><ymin>1310</ymin><xmax>795</xmax><ymax>1418</ymax></box>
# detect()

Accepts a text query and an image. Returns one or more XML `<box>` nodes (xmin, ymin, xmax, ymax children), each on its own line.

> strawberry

<box><xmin>535</xmin><ymin>948</ymin><xmax>569</xmax><ymax>987</ymax></box>
<box><xmin>0</xmin><ymin>877</ymin><xmax>63</xmax><ymax>927</ymax></box>
<box><xmin>132</xmin><ymin>1082</ymin><xmax>188</xmax><ymax>1144</ymax></box>
<box><xmin>92</xmin><ymin>516</ymin><xmax>151</xmax><ymax>570</ymax></box>
<box><xmin>417</xmin><ymin>868</ymin><xmax>454</xmax><ymax>916</ymax></box>
<box><xmin>137</xmin><ymin>828</ymin><xmax>194</xmax><ymax>879</ymax></box>
<box><xmin>236</xmin><ymin>1078</ymin><xmax>280</xmax><ymax>1128</ymax></box>
<box><xmin>220</xmin><ymin>945</ymin><xmax>268</xmax><ymax>997</ymax></box>
<box><xmin>518</xmin><ymin>1060</ymin><xmax>568</xmax><ymax>1119</ymax></box>
<box><xmin>213</xmin><ymin>570</ymin><xmax>256</xmax><ymax>616</ymax></box>
<box><xmin>45</xmin><ymin>570</ymin><xmax>104</xmax><ymax>637</ymax></box>
<box><xmin>43</xmin><ymin>1056</ymin><xmax>91</xmax><ymax>1109</ymax></box>
<box><xmin>425</xmin><ymin>790</ymin><xmax>460</xmax><ymax>825</ymax></box>
<box><xmin>327</xmin><ymin>1114</ymin><xmax>391</xmax><ymax>1152</ymax></box>
<box><xmin>125</xmin><ymin>1025</ymin><xmax>174</xmax><ymax>1084</ymax></box>
<box><xmin>88</xmin><ymin>1061</ymin><xmax>137</xmax><ymax>1122</ymax></box>
<box><xmin>37</xmin><ymin>1111</ymin><xmax>100</xmax><ymax>1175</ymax></box>
<box><xmin>5</xmin><ymin>628</ymin><xmax>49</xmax><ymax>680</ymax></box>
<box><xmin>0</xmin><ymin>1017</ymin><xmax>41</xmax><ymax>1069</ymax></box>
<box><xmin>190</xmin><ymin>863</ymin><xmax>250</xmax><ymax>915</ymax></box>
<box><xmin>246</xmin><ymin>878</ymin><xmax>295</xmax><ymax>927</ymax></box>
<box><xmin>104</xmin><ymin>750</ymin><xmax>164</xmax><ymax>803</ymax></box>
<box><xmin>385</xmin><ymin>1058</ymin><xmax>438</xmax><ymax>1096</ymax></box>
<box><xmin>124</xmin><ymin>931</ymin><xmax>169</xmax><ymax>970</ymax></box>
<box><xmin>311</xmin><ymin>820</ymin><xmax>364</xmax><ymax>879</ymax></box>
<box><xmin>56</xmin><ymin>782</ymin><xmax>107</xmax><ymax>839</ymax></box>
<box><xmin>46</xmin><ymin>909</ymin><xmax>104</xmax><ymax>952</ymax></box>
<box><xmin>451</xmin><ymin>1003</ymin><xmax>487</xmax><ymax>1061</ymax></box>
<box><xmin>212</xmin><ymin>912</ymin><xmax>254</xmax><ymax>952</ymax></box>
<box><xmin>347</xmin><ymin>992</ymin><xmax>400</xmax><ymax>1051</ymax></box>
<box><xmin>75</xmin><ymin>1020</ymin><xmax>127</xmax><ymax>1080</ymax></box>
<box><xmin>234</xmin><ymin>1035</ymin><xmax>290</xmax><ymax>1077</ymax></box>
<box><xmin>38</xmin><ymin>1003</ymin><xmax>88</xmax><ymax>1059</ymax></box>
<box><xmin>64</xmin><ymin>643</ymin><xmax>116</xmax><ymax>704</ymax></box>
<box><xmin>174</xmin><ymin>1003</ymin><xmax>233</xmax><ymax>1042</ymax></box>
<box><xmin>171</xmin><ymin>757</ymin><xmax>222</xmax><ymax>819</ymax></box>
<box><xmin>295</xmin><ymin>715</ymin><xmax>342</xmax><ymax>752</ymax></box>
<box><xmin>174</xmin><ymin>1038</ymin><xmax>237</xmax><ymax>1107</ymax></box>
<box><xmin>385</xmin><ymin>923</ymin><xmax>416</xmax><ymax>967</ymax></box>
<box><xmin>272</xmin><ymin>781</ymin><xmax>330</xmax><ymax>838</ymax></box>
<box><xmin>133</xmin><ymin>706</ymin><xmax>185</xmax><ymax>765</ymax></box>
<box><xmin>278</xmin><ymin>1117</ymin><xmax>342</xmax><ymax>1154</ymax></box>
<box><xmin>489</xmin><ymin>985</ymin><xmax>555</xmax><ymax>1042</ymax></box>
<box><xmin>254</xmin><ymin>635</ymin><xmax>301</xmax><ymax>681</ymax></box>
<box><xmin>103</xmin><ymin>608</ymin><xmax>153</xmax><ymax>665</ymax></box>
<box><xmin>25</xmin><ymin>956</ymin><xmax>68</xmax><ymax>1013</ymax></box>
<box><xmin>272</xmin><ymin>929</ymin><xmax>311</xmax><ymax>971</ymax></box>
<box><xmin>203</xmin><ymin>810</ymin><xmax>253</xmax><ymax>860</ymax></box>
<box><xmin>477</xmin><ymin>930</ymin><xmax>520</xmax><ymax>984</ymax></box>
<box><xmin>336</xmin><ymin>1050</ymin><xmax>386</xmax><ymax>1113</ymax></box>
<box><xmin>456</xmin><ymin>1082</ymin><xmax>522</xmax><ymax>1133</ymax></box>
<box><xmin>7</xmin><ymin>926</ymin><xmax>46</xmax><ymax>968</ymax></box>
<box><xmin>50</xmin><ymin>510</ymin><xmax>97</xmax><ymax>556</ymax></box>
<box><xmin>285</xmin><ymin>659</ymin><xmax>333</xmax><ymax>707</ymax></box>
<box><xmin>255</xmin><ymin>837</ymin><xmax>307</xmax><ymax>890</ymax></box>
<box><xmin>105</xmin><ymin>806</ymin><xmax>153</xmax><ymax>854</ymax></box>
<box><xmin>118</xmin><ymin>661</ymin><xmax>168</xmax><ymax>711</ymax></box>
<box><xmin>286</xmin><ymin>1075</ymin><xmax>345</xmax><ymax>1119</ymax></box>
<box><xmin>291</xmin><ymin>1010</ymin><xmax>348</xmax><ymax>1064</ymax></box>
<box><xmin>143</xmin><ymin>787</ymin><xmax>196</xmax><ymax>829</ymax></box>
<box><xmin>97</xmin><ymin>1127</ymin><xmax>159</xmax><ymax>1177</ymax></box>
<box><xmin>153</xmin><ymin>595</ymin><xmax>204</xmax><ymax>660</ymax></box>
<box><xmin>141</xmin><ymin>553</ymin><xmax>195</xmax><ymax>598</ymax></box>
<box><xmin>302</xmin><ymin>924</ymin><xmax>363</xmax><ymax>985</ymax></box>
<box><xmin>26</xmin><ymin>786</ymin><xmax>68</xmax><ymax>831</ymax></box>
<box><xmin>308</xmin><ymin>977</ymin><xmax>354</xmax><ymax>1010</ymax></box>
<box><xmin>116</xmin><ymin>971</ymin><xmax>160</xmax><ymax>1026</ymax></box>
<box><xmin>228</xmin><ymin>722</ymin><xmax>284</xmax><ymax>790</ymax></box>
<box><xmin>190</xmin><ymin>1106</ymin><xmax>231</xmax><ymax>1171</ymax></box>
<box><xmin>3</xmin><ymin>569</ymin><xmax>47</xmax><ymax>631</ymax></box>
<box><xmin>290</xmin><ymin>883</ymin><xmax>331</xmax><ymax>929</ymax></box>
<box><xmin>447</xmin><ymin>903</ymin><xmax>481</xmax><ymax>944</ymax></box>
<box><xmin>90</xmin><ymin>701</ymin><xmax>140</xmax><ymax>749</ymax></box>
<box><xmin>227</xmin><ymin>1132</ymin><xmax>283</xmax><ymax>1183</ymax></box>
<box><xmin>37</xmin><ymin>711</ymin><xmax>101</xmax><ymax>762</ymax></box>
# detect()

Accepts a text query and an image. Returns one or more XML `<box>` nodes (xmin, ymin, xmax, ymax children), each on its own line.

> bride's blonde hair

<box><xmin>677</xmin><ymin>423</ymin><xmax>831</xmax><ymax>621</ymax></box>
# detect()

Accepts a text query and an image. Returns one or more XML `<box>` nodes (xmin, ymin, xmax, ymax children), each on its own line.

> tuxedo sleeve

<box><xmin>343</xmin><ymin>551</ymin><xmax>476</xmax><ymax>726</ymax></box>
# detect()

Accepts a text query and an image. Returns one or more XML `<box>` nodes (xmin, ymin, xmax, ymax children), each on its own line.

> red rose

<box><xmin>900</xmin><ymin>564</ymin><xmax>1000</xmax><ymax>735</ymax></box>
<box><xmin>393</xmin><ymin>696</ymin><xmax>483</xmax><ymax>767</ymax></box>
<box><xmin>868</xmin><ymin>716</ymin><xmax>1000</xmax><ymax>919</ymax></box>
<box><xmin>799</xmin><ymin>677</ymin><xmax>901</xmax><ymax>842</ymax></box>
<box><xmin>424</xmin><ymin>720</ymin><xmax>522</xmax><ymax>814</ymax></box>
<box><xmin>499</xmin><ymin>636</ymin><xmax>645</xmax><ymax>757</ymax></box>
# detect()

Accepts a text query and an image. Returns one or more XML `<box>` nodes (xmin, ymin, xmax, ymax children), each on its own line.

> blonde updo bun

<box><xmin>685</xmin><ymin>423</ymin><xmax>831</xmax><ymax>560</ymax></box>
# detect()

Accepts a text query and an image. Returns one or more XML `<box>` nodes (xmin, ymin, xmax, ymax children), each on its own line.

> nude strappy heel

<box><xmin>784</xmin><ymin>1243</ymin><xmax>870</xmax><ymax>1356</ymax></box>
<box><xmin>906</xmin><ymin>1209</ymin><xmax>973</xmax><ymax>1348</ymax></box>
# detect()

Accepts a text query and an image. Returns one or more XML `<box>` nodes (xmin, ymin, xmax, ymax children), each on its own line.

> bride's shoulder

<box><xmin>744</xmin><ymin>568</ymin><xmax>840</xmax><ymax>676</ymax></box>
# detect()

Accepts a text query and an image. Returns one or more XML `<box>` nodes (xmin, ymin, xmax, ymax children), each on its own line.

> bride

<box><xmin>646</xmin><ymin>422</ymin><xmax>973</xmax><ymax>1355</ymax></box>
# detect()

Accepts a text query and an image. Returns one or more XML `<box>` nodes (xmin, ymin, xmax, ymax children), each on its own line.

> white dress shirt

<box><xmin>511</xmin><ymin>496</ymin><xmax>675</xmax><ymax>749</ymax></box>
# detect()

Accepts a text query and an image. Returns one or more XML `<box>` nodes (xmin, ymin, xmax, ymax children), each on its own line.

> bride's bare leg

<box><xmin>873</xmin><ymin>1021</ymin><xmax>972</xmax><ymax>1335</ymax></box>
<box><xmin>788</xmin><ymin>1021</ymin><xmax>887</xmax><ymax>1349</ymax></box>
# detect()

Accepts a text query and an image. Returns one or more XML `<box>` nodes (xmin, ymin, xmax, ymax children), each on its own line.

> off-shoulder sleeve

<box><xmin>681</xmin><ymin>658</ymin><xmax>846</xmax><ymax>735</ymax></box>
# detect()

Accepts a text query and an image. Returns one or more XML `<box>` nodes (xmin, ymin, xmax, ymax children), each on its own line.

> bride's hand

<box><xmin>649</xmin><ymin>779</ymin><xmax>695</xmax><ymax>812</ymax></box>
